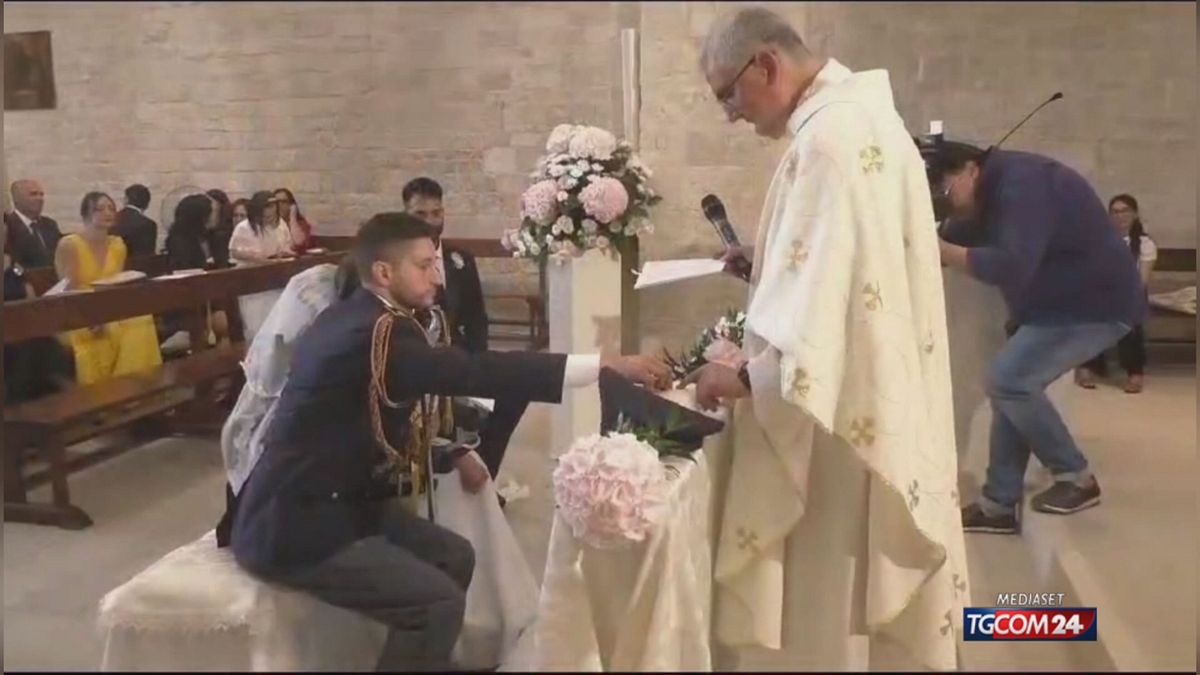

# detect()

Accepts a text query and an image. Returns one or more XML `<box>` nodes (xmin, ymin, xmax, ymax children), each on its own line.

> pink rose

<box><xmin>703</xmin><ymin>338</ymin><xmax>748</xmax><ymax>370</ymax></box>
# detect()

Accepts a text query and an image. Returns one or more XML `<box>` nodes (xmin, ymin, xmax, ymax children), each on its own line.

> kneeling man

<box><xmin>228</xmin><ymin>213</ymin><xmax>667</xmax><ymax>671</ymax></box>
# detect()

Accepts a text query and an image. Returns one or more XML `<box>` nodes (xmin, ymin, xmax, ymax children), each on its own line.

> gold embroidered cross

<box><xmin>907</xmin><ymin>480</ymin><xmax>920</xmax><ymax>509</ymax></box>
<box><xmin>923</xmin><ymin>332</ymin><xmax>935</xmax><ymax>355</ymax></box>
<box><xmin>940</xmin><ymin>610</ymin><xmax>953</xmax><ymax>636</ymax></box>
<box><xmin>954</xmin><ymin>573</ymin><xmax>967</xmax><ymax>596</ymax></box>
<box><xmin>860</xmin><ymin>145</ymin><xmax>884</xmax><ymax>174</ymax></box>
<box><xmin>903</xmin><ymin>236</ymin><xmax>911</xmax><ymax>250</ymax></box>
<box><xmin>787</xmin><ymin>240</ymin><xmax>809</xmax><ymax>272</ymax></box>
<box><xmin>848</xmin><ymin>417</ymin><xmax>876</xmax><ymax>447</ymax></box>
<box><xmin>735</xmin><ymin>527</ymin><xmax>760</xmax><ymax>553</ymax></box>
<box><xmin>951</xmin><ymin>489</ymin><xmax>960</xmax><ymax>507</ymax></box>
<box><xmin>862</xmin><ymin>282</ymin><xmax>883</xmax><ymax>311</ymax></box>
<box><xmin>787</xmin><ymin>368</ymin><xmax>811</xmax><ymax>400</ymax></box>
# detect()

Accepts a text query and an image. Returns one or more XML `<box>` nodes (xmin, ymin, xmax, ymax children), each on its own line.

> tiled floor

<box><xmin>3</xmin><ymin>363</ymin><xmax>1195</xmax><ymax>671</ymax></box>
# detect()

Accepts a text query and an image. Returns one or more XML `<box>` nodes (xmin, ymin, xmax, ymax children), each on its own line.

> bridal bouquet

<box><xmin>552</xmin><ymin>431</ymin><xmax>669</xmax><ymax>549</ymax></box>
<box><xmin>665</xmin><ymin>309</ymin><xmax>748</xmax><ymax>382</ymax></box>
<box><xmin>502</xmin><ymin>124</ymin><xmax>662</xmax><ymax>264</ymax></box>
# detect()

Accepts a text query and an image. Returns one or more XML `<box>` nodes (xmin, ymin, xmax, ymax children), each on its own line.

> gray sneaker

<box><xmin>962</xmin><ymin>503</ymin><xmax>1020</xmax><ymax>534</ymax></box>
<box><xmin>1031</xmin><ymin>479</ymin><xmax>1101</xmax><ymax>515</ymax></box>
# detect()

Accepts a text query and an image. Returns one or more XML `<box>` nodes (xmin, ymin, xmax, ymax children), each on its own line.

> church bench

<box><xmin>1145</xmin><ymin>247</ymin><xmax>1196</xmax><ymax>348</ymax></box>
<box><xmin>3</xmin><ymin>254</ymin><xmax>345</xmax><ymax>529</ymax></box>
<box><xmin>20</xmin><ymin>253</ymin><xmax>173</xmax><ymax>296</ymax></box>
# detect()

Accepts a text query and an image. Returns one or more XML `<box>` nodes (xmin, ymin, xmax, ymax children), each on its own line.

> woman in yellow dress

<box><xmin>55</xmin><ymin>191</ymin><xmax>163</xmax><ymax>385</ymax></box>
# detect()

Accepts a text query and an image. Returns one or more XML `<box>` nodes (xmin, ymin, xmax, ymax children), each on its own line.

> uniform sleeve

<box><xmin>385</xmin><ymin>319</ymin><xmax>568</xmax><ymax>404</ymax></box>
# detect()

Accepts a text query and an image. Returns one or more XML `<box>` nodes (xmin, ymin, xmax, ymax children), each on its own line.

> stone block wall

<box><xmin>4</xmin><ymin>1</ymin><xmax>1194</xmax><ymax>351</ymax></box>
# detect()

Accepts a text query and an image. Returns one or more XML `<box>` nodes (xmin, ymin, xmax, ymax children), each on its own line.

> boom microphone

<box><xmin>982</xmin><ymin>91</ymin><xmax>1064</xmax><ymax>160</ymax></box>
<box><xmin>701</xmin><ymin>194</ymin><xmax>752</xmax><ymax>281</ymax></box>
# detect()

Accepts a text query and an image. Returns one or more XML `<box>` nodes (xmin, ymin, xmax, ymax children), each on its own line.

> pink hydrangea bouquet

<box><xmin>502</xmin><ymin>124</ymin><xmax>662</xmax><ymax>264</ymax></box>
<box><xmin>551</xmin><ymin>431</ymin><xmax>670</xmax><ymax>549</ymax></box>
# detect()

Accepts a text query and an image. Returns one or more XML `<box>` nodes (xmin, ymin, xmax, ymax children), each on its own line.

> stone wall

<box><xmin>4</xmin><ymin>1</ymin><xmax>1194</xmax><ymax>349</ymax></box>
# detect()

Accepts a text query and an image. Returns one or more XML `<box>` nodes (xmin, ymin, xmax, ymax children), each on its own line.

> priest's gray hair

<box><xmin>700</xmin><ymin>6</ymin><xmax>810</xmax><ymax>75</ymax></box>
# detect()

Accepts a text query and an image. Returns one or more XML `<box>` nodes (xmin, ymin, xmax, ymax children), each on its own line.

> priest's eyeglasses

<box><xmin>715</xmin><ymin>56</ymin><xmax>756</xmax><ymax>108</ymax></box>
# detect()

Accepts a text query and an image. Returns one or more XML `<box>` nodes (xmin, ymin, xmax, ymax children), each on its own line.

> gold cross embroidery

<box><xmin>954</xmin><ymin>573</ymin><xmax>967</xmax><ymax>596</ymax></box>
<box><xmin>903</xmin><ymin>236</ymin><xmax>911</xmax><ymax>250</ymax></box>
<box><xmin>951</xmin><ymin>489</ymin><xmax>960</xmax><ymax>507</ymax></box>
<box><xmin>735</xmin><ymin>527</ymin><xmax>760</xmax><ymax>553</ymax></box>
<box><xmin>848</xmin><ymin>417</ymin><xmax>876</xmax><ymax>447</ymax></box>
<box><xmin>940</xmin><ymin>609</ymin><xmax>953</xmax><ymax>636</ymax></box>
<box><xmin>787</xmin><ymin>368</ymin><xmax>811</xmax><ymax>400</ymax></box>
<box><xmin>907</xmin><ymin>480</ymin><xmax>920</xmax><ymax>509</ymax></box>
<box><xmin>787</xmin><ymin>240</ymin><xmax>809</xmax><ymax>272</ymax></box>
<box><xmin>862</xmin><ymin>282</ymin><xmax>883</xmax><ymax>311</ymax></box>
<box><xmin>922</xmin><ymin>332</ymin><xmax>935</xmax><ymax>355</ymax></box>
<box><xmin>860</xmin><ymin>145</ymin><xmax>884</xmax><ymax>174</ymax></box>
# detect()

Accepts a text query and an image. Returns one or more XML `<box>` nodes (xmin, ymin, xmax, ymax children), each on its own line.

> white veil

<box><xmin>221</xmin><ymin>263</ymin><xmax>341</xmax><ymax>495</ymax></box>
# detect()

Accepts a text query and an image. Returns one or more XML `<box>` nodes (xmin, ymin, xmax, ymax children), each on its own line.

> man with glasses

<box><xmin>935</xmin><ymin>142</ymin><xmax>1144</xmax><ymax>532</ymax></box>
<box><xmin>687</xmin><ymin>6</ymin><xmax>968</xmax><ymax>671</ymax></box>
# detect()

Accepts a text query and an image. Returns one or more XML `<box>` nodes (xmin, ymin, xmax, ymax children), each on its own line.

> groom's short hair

<box><xmin>351</xmin><ymin>212</ymin><xmax>436</xmax><ymax>280</ymax></box>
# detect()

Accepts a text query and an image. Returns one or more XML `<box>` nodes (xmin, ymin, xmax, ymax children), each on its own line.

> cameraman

<box><xmin>936</xmin><ymin>143</ymin><xmax>1145</xmax><ymax>534</ymax></box>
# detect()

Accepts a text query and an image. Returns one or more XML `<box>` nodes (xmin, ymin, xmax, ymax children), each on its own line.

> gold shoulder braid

<box><xmin>368</xmin><ymin>304</ymin><xmax>455</xmax><ymax>504</ymax></box>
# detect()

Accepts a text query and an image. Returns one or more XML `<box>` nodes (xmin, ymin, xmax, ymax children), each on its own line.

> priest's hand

<box><xmin>715</xmin><ymin>245</ymin><xmax>754</xmax><ymax>279</ymax></box>
<box><xmin>455</xmin><ymin>452</ymin><xmax>490</xmax><ymax>494</ymax></box>
<box><xmin>600</xmin><ymin>354</ymin><xmax>672</xmax><ymax>391</ymax></box>
<box><xmin>682</xmin><ymin>362</ymin><xmax>749</xmax><ymax>411</ymax></box>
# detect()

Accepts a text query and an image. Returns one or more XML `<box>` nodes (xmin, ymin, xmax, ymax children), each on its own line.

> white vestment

<box><xmin>713</xmin><ymin>59</ymin><xmax>970</xmax><ymax>671</ymax></box>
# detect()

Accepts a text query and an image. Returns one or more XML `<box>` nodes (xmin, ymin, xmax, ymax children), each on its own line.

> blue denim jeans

<box><xmin>980</xmin><ymin>321</ymin><xmax>1131</xmax><ymax>515</ymax></box>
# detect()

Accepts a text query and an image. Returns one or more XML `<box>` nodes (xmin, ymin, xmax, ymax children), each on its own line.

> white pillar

<box><xmin>548</xmin><ymin>249</ymin><xmax>623</xmax><ymax>456</ymax></box>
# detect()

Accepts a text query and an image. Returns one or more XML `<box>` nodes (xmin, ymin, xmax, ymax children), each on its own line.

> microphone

<box><xmin>982</xmin><ymin>91</ymin><xmax>1063</xmax><ymax>160</ymax></box>
<box><xmin>701</xmin><ymin>194</ymin><xmax>752</xmax><ymax>281</ymax></box>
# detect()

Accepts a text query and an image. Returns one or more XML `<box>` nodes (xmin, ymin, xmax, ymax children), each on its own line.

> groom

<box><xmin>228</xmin><ymin>213</ymin><xmax>669</xmax><ymax>671</ymax></box>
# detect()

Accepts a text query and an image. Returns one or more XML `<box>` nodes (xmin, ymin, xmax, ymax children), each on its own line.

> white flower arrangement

<box><xmin>504</xmin><ymin>123</ymin><xmax>662</xmax><ymax>264</ymax></box>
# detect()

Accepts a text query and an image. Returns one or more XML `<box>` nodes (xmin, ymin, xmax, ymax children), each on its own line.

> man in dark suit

<box><xmin>4</xmin><ymin>179</ymin><xmax>62</xmax><ymax>268</ymax></box>
<box><xmin>113</xmin><ymin>183</ymin><xmax>158</xmax><ymax>257</ymax></box>
<box><xmin>227</xmin><ymin>213</ymin><xmax>668</xmax><ymax>671</ymax></box>
<box><xmin>402</xmin><ymin>177</ymin><xmax>526</xmax><ymax>481</ymax></box>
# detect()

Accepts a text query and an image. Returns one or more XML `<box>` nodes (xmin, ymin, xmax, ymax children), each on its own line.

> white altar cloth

<box><xmin>532</xmin><ymin>393</ymin><xmax>731</xmax><ymax>673</ymax></box>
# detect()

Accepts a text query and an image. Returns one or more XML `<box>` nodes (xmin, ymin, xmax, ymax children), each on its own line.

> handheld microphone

<box><xmin>701</xmin><ymin>194</ymin><xmax>752</xmax><ymax>281</ymax></box>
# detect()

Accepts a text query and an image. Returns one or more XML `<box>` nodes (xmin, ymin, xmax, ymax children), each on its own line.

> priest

<box><xmin>685</xmin><ymin>7</ymin><xmax>969</xmax><ymax>670</ymax></box>
<box><xmin>227</xmin><ymin>212</ymin><xmax>669</xmax><ymax>671</ymax></box>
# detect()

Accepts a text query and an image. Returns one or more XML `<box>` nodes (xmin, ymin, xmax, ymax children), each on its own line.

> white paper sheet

<box><xmin>633</xmin><ymin>258</ymin><xmax>726</xmax><ymax>290</ymax></box>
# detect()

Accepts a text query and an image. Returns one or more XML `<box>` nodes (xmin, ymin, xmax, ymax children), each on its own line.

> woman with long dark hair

<box><xmin>165</xmin><ymin>193</ymin><xmax>214</xmax><ymax>272</ymax></box>
<box><xmin>229</xmin><ymin>191</ymin><xmax>295</xmax><ymax>341</ymax></box>
<box><xmin>205</xmin><ymin>189</ymin><xmax>234</xmax><ymax>267</ymax></box>
<box><xmin>1076</xmin><ymin>194</ymin><xmax>1157</xmax><ymax>393</ymax></box>
<box><xmin>273</xmin><ymin>187</ymin><xmax>317</xmax><ymax>252</ymax></box>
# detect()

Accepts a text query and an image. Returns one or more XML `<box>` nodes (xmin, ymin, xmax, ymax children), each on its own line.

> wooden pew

<box><xmin>21</xmin><ymin>253</ymin><xmax>173</xmax><ymax>297</ymax></box>
<box><xmin>1146</xmin><ymin>247</ymin><xmax>1197</xmax><ymax>348</ymax></box>
<box><xmin>311</xmin><ymin>234</ymin><xmax>548</xmax><ymax>350</ymax></box>
<box><xmin>3</xmin><ymin>253</ymin><xmax>344</xmax><ymax>529</ymax></box>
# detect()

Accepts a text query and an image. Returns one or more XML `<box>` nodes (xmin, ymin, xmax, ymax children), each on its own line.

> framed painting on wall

<box><xmin>4</xmin><ymin>31</ymin><xmax>57</xmax><ymax>111</ymax></box>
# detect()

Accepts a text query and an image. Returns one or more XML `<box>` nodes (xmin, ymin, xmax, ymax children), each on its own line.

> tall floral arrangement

<box><xmin>502</xmin><ymin>124</ymin><xmax>662</xmax><ymax>264</ymax></box>
<box><xmin>665</xmin><ymin>309</ymin><xmax>748</xmax><ymax>382</ymax></box>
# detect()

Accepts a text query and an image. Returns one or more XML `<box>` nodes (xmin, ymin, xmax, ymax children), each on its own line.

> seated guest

<box><xmin>226</xmin><ymin>213</ymin><xmax>669</xmax><ymax>671</ymax></box>
<box><xmin>4</xmin><ymin>178</ymin><xmax>63</xmax><ymax>268</ymax></box>
<box><xmin>1076</xmin><ymin>193</ymin><xmax>1158</xmax><ymax>393</ymax></box>
<box><xmin>164</xmin><ymin>194</ymin><xmax>214</xmax><ymax>271</ymax></box>
<box><xmin>230</xmin><ymin>197</ymin><xmax>250</xmax><ymax>228</ymax></box>
<box><xmin>113</xmin><ymin>183</ymin><xmax>159</xmax><ymax>257</ymax></box>
<box><xmin>403</xmin><ymin>177</ymin><xmax>521</xmax><ymax>483</ymax></box>
<box><xmin>3</xmin><ymin>221</ymin><xmax>75</xmax><ymax>403</ymax></box>
<box><xmin>204</xmin><ymin>189</ymin><xmax>235</xmax><ymax>268</ymax></box>
<box><xmin>273</xmin><ymin>187</ymin><xmax>316</xmax><ymax>252</ymax></box>
<box><xmin>230</xmin><ymin>191</ymin><xmax>294</xmax><ymax>341</ymax></box>
<box><xmin>55</xmin><ymin>192</ymin><xmax>163</xmax><ymax>385</ymax></box>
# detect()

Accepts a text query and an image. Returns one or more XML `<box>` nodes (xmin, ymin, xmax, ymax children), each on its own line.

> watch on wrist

<box><xmin>737</xmin><ymin>362</ymin><xmax>752</xmax><ymax>393</ymax></box>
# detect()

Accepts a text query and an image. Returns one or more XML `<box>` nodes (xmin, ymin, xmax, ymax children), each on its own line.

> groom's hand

<box><xmin>682</xmin><ymin>362</ymin><xmax>749</xmax><ymax>411</ymax></box>
<box><xmin>600</xmin><ymin>354</ymin><xmax>672</xmax><ymax>391</ymax></box>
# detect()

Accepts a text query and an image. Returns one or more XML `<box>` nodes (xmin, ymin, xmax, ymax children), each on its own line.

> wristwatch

<box><xmin>736</xmin><ymin>362</ymin><xmax>752</xmax><ymax>393</ymax></box>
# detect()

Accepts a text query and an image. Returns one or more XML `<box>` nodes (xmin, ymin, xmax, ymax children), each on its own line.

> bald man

<box><xmin>4</xmin><ymin>179</ymin><xmax>63</xmax><ymax>268</ymax></box>
<box><xmin>687</xmin><ymin>7</ymin><xmax>967</xmax><ymax>671</ymax></box>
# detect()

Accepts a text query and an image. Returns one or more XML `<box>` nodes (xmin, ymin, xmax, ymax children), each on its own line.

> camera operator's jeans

<box><xmin>979</xmin><ymin>321</ymin><xmax>1131</xmax><ymax>515</ymax></box>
